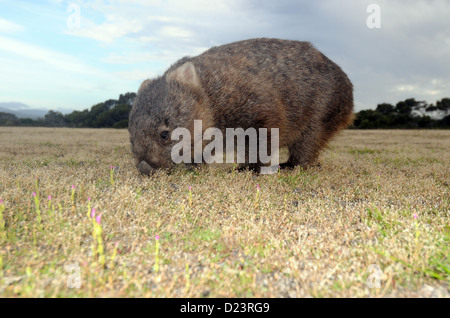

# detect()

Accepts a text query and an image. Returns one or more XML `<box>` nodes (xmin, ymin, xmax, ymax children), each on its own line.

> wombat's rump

<box><xmin>129</xmin><ymin>38</ymin><xmax>353</xmax><ymax>174</ymax></box>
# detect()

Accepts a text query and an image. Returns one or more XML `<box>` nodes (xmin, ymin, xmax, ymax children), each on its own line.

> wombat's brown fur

<box><xmin>129</xmin><ymin>38</ymin><xmax>353</xmax><ymax>175</ymax></box>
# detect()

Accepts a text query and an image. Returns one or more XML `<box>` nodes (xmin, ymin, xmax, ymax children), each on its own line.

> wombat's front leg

<box><xmin>284</xmin><ymin>127</ymin><xmax>322</xmax><ymax>169</ymax></box>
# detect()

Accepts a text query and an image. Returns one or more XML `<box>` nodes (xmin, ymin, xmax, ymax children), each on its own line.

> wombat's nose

<box><xmin>138</xmin><ymin>161</ymin><xmax>154</xmax><ymax>175</ymax></box>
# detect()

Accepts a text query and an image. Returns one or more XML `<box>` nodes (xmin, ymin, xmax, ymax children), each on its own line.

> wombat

<box><xmin>129</xmin><ymin>38</ymin><xmax>353</xmax><ymax>175</ymax></box>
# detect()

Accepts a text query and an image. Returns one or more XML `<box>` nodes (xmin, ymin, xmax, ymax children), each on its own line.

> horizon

<box><xmin>1</xmin><ymin>0</ymin><xmax>449</xmax><ymax>113</ymax></box>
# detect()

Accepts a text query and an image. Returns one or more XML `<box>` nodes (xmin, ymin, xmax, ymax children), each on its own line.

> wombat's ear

<box><xmin>138</xmin><ymin>79</ymin><xmax>152</xmax><ymax>94</ymax></box>
<box><xmin>166</xmin><ymin>62</ymin><xmax>200</xmax><ymax>87</ymax></box>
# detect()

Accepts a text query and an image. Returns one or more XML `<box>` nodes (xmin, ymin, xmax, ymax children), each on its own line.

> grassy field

<box><xmin>0</xmin><ymin>127</ymin><xmax>448</xmax><ymax>297</ymax></box>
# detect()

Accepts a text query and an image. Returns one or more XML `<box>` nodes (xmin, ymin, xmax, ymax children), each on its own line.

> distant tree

<box><xmin>112</xmin><ymin>119</ymin><xmax>129</xmax><ymax>128</ymax></box>
<box><xmin>95</xmin><ymin>104</ymin><xmax>131</xmax><ymax>128</ymax></box>
<box><xmin>110</xmin><ymin>104</ymin><xmax>132</xmax><ymax>127</ymax></box>
<box><xmin>425</xmin><ymin>104</ymin><xmax>438</xmax><ymax>112</ymax></box>
<box><xmin>90</xmin><ymin>103</ymin><xmax>109</xmax><ymax>127</ymax></box>
<box><xmin>416</xmin><ymin>115</ymin><xmax>433</xmax><ymax>128</ymax></box>
<box><xmin>439</xmin><ymin>115</ymin><xmax>450</xmax><ymax>127</ymax></box>
<box><xmin>353</xmin><ymin>110</ymin><xmax>391</xmax><ymax>129</ymax></box>
<box><xmin>375</xmin><ymin>103</ymin><xmax>395</xmax><ymax>115</ymax></box>
<box><xmin>44</xmin><ymin>110</ymin><xmax>66</xmax><ymax>127</ymax></box>
<box><xmin>19</xmin><ymin>118</ymin><xmax>36</xmax><ymax>126</ymax></box>
<box><xmin>64</xmin><ymin>109</ymin><xmax>90</xmax><ymax>127</ymax></box>
<box><xmin>118</xmin><ymin>92</ymin><xmax>137</xmax><ymax>105</ymax></box>
<box><xmin>0</xmin><ymin>112</ymin><xmax>19</xmax><ymax>126</ymax></box>
<box><xmin>436</xmin><ymin>98</ymin><xmax>450</xmax><ymax>111</ymax></box>
<box><xmin>395</xmin><ymin>98</ymin><xmax>423</xmax><ymax>114</ymax></box>
<box><xmin>104</xmin><ymin>99</ymin><xmax>117</xmax><ymax>109</ymax></box>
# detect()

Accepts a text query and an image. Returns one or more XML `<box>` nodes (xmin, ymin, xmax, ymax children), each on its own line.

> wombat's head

<box><xmin>129</xmin><ymin>62</ymin><xmax>207</xmax><ymax>175</ymax></box>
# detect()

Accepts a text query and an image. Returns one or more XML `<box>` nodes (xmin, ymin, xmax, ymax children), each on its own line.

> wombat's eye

<box><xmin>160</xmin><ymin>131</ymin><xmax>170</xmax><ymax>141</ymax></box>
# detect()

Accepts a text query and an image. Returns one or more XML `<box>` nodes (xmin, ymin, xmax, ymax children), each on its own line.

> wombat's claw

<box><xmin>279</xmin><ymin>163</ymin><xmax>295</xmax><ymax>170</ymax></box>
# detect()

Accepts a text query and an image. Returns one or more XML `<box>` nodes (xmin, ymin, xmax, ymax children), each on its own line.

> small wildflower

<box><xmin>71</xmin><ymin>185</ymin><xmax>76</xmax><ymax>189</ymax></box>
<box><xmin>90</xmin><ymin>210</ymin><xmax>105</xmax><ymax>266</ymax></box>
<box><xmin>413</xmin><ymin>213</ymin><xmax>418</xmax><ymax>219</ymax></box>
<box><xmin>32</xmin><ymin>192</ymin><xmax>36</xmax><ymax>197</ymax></box>
<box><xmin>95</xmin><ymin>213</ymin><xmax>102</xmax><ymax>225</ymax></box>
<box><xmin>48</xmin><ymin>195</ymin><xmax>52</xmax><ymax>200</ymax></box>
<box><xmin>155</xmin><ymin>235</ymin><xmax>160</xmax><ymax>240</ymax></box>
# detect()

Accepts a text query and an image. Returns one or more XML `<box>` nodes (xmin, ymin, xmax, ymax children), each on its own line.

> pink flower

<box><xmin>0</xmin><ymin>199</ymin><xmax>3</xmax><ymax>204</ymax></box>
<box><xmin>95</xmin><ymin>213</ymin><xmax>102</xmax><ymax>225</ymax></box>
<box><xmin>91</xmin><ymin>208</ymin><xmax>96</xmax><ymax>218</ymax></box>
<box><xmin>413</xmin><ymin>213</ymin><xmax>418</xmax><ymax>219</ymax></box>
<box><xmin>71</xmin><ymin>185</ymin><xmax>75</xmax><ymax>189</ymax></box>
<box><xmin>189</xmin><ymin>186</ymin><xmax>191</xmax><ymax>191</ymax></box>
<box><xmin>87</xmin><ymin>197</ymin><xmax>91</xmax><ymax>201</ymax></box>
<box><xmin>48</xmin><ymin>195</ymin><xmax>52</xmax><ymax>200</ymax></box>
<box><xmin>32</xmin><ymin>192</ymin><xmax>36</xmax><ymax>197</ymax></box>
<box><xmin>256</xmin><ymin>184</ymin><xmax>260</xmax><ymax>191</ymax></box>
<box><xmin>155</xmin><ymin>235</ymin><xmax>160</xmax><ymax>240</ymax></box>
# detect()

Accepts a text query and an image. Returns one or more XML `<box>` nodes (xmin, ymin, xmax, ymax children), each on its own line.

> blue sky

<box><xmin>0</xmin><ymin>0</ymin><xmax>449</xmax><ymax>112</ymax></box>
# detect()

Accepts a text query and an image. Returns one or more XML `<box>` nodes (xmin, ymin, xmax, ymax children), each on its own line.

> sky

<box><xmin>0</xmin><ymin>0</ymin><xmax>449</xmax><ymax>112</ymax></box>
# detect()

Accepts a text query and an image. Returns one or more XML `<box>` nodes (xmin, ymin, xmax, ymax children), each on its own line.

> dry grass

<box><xmin>0</xmin><ymin>127</ymin><xmax>448</xmax><ymax>297</ymax></box>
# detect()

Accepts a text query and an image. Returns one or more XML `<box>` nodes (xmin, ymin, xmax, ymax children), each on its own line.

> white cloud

<box><xmin>393</xmin><ymin>85</ymin><xmax>418</xmax><ymax>93</ymax></box>
<box><xmin>391</xmin><ymin>79</ymin><xmax>449</xmax><ymax>100</ymax></box>
<box><xmin>115</xmin><ymin>70</ymin><xmax>156</xmax><ymax>81</ymax></box>
<box><xmin>66</xmin><ymin>15</ymin><xmax>143</xmax><ymax>43</ymax></box>
<box><xmin>0</xmin><ymin>18</ymin><xmax>25</xmax><ymax>33</ymax></box>
<box><xmin>158</xmin><ymin>26</ymin><xmax>193</xmax><ymax>39</ymax></box>
<box><xmin>0</xmin><ymin>35</ymin><xmax>102</xmax><ymax>75</ymax></box>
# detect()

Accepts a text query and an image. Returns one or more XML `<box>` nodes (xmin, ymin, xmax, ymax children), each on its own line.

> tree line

<box><xmin>351</xmin><ymin>98</ymin><xmax>450</xmax><ymax>129</ymax></box>
<box><xmin>0</xmin><ymin>94</ymin><xmax>449</xmax><ymax>129</ymax></box>
<box><xmin>0</xmin><ymin>92</ymin><xmax>136</xmax><ymax>128</ymax></box>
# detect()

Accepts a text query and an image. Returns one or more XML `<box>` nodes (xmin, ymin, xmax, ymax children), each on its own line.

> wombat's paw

<box><xmin>279</xmin><ymin>162</ymin><xmax>295</xmax><ymax>170</ymax></box>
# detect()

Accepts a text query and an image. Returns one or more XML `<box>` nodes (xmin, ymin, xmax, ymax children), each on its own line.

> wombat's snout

<box><xmin>137</xmin><ymin>161</ymin><xmax>154</xmax><ymax>175</ymax></box>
